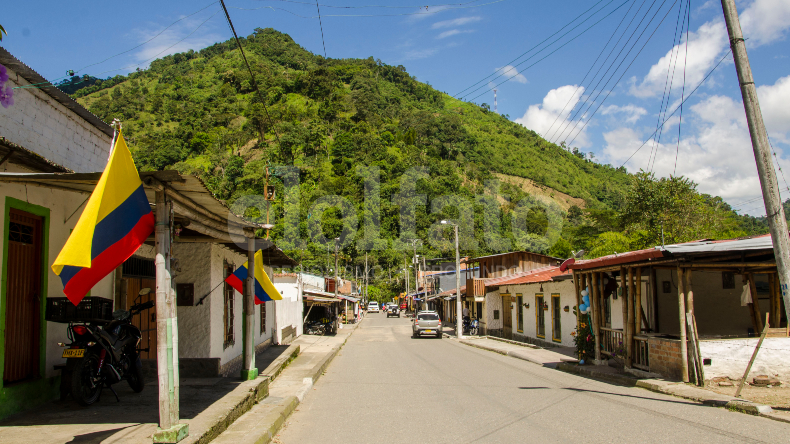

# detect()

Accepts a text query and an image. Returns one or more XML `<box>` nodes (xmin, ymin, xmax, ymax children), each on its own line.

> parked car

<box><xmin>367</xmin><ymin>301</ymin><xmax>379</xmax><ymax>313</ymax></box>
<box><xmin>387</xmin><ymin>305</ymin><xmax>400</xmax><ymax>318</ymax></box>
<box><xmin>412</xmin><ymin>311</ymin><xmax>442</xmax><ymax>339</ymax></box>
<box><xmin>399</xmin><ymin>302</ymin><xmax>407</xmax><ymax>310</ymax></box>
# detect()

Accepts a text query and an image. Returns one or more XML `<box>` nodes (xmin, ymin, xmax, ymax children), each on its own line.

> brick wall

<box><xmin>0</xmin><ymin>67</ymin><xmax>111</xmax><ymax>172</ymax></box>
<box><xmin>648</xmin><ymin>337</ymin><xmax>684</xmax><ymax>381</ymax></box>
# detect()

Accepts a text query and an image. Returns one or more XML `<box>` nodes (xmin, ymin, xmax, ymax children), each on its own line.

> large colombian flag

<box><xmin>225</xmin><ymin>250</ymin><xmax>283</xmax><ymax>304</ymax></box>
<box><xmin>52</xmin><ymin>132</ymin><xmax>155</xmax><ymax>306</ymax></box>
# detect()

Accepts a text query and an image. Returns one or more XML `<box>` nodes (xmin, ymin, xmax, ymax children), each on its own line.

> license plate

<box><xmin>424</xmin><ymin>330</ymin><xmax>433</xmax><ymax>333</ymax></box>
<box><xmin>62</xmin><ymin>348</ymin><xmax>85</xmax><ymax>358</ymax></box>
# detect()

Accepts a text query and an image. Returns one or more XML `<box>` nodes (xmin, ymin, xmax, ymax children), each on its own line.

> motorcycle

<box><xmin>60</xmin><ymin>289</ymin><xmax>155</xmax><ymax>405</ymax></box>
<box><xmin>469</xmin><ymin>318</ymin><xmax>480</xmax><ymax>336</ymax></box>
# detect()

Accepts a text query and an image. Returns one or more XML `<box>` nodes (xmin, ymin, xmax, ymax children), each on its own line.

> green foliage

<box><xmin>71</xmin><ymin>28</ymin><xmax>767</xmax><ymax>285</ymax></box>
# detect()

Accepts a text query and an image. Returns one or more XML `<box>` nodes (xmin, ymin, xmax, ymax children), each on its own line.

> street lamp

<box><xmin>441</xmin><ymin>220</ymin><xmax>462</xmax><ymax>339</ymax></box>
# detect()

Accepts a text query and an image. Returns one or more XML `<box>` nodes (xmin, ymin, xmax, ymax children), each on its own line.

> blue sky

<box><xmin>2</xmin><ymin>0</ymin><xmax>790</xmax><ymax>215</ymax></box>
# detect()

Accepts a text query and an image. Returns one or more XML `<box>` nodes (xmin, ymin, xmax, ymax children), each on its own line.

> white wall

<box><xmin>172</xmin><ymin>243</ymin><xmax>211</xmax><ymax>358</ymax></box>
<box><xmin>272</xmin><ymin>274</ymin><xmax>304</xmax><ymax>343</ymax></box>
<box><xmin>700</xmin><ymin>338</ymin><xmax>790</xmax><ymax>380</ymax></box>
<box><xmin>508</xmin><ymin>280</ymin><xmax>577</xmax><ymax>347</ymax></box>
<box><xmin>0</xmin><ymin>185</ymin><xmax>114</xmax><ymax>379</ymax></box>
<box><xmin>0</xmin><ymin>66</ymin><xmax>111</xmax><ymax>173</ymax></box>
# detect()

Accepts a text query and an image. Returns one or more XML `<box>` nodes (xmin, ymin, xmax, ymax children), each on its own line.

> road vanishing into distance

<box><xmin>275</xmin><ymin>314</ymin><xmax>787</xmax><ymax>444</ymax></box>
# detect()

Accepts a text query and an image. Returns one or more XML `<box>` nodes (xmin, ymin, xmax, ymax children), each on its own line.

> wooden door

<box><xmin>4</xmin><ymin>209</ymin><xmax>43</xmax><ymax>383</ymax></box>
<box><xmin>502</xmin><ymin>295</ymin><xmax>513</xmax><ymax>339</ymax></box>
<box><xmin>126</xmin><ymin>277</ymin><xmax>157</xmax><ymax>360</ymax></box>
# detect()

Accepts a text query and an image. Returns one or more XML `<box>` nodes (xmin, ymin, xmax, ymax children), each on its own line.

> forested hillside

<box><xmin>73</xmin><ymin>28</ymin><xmax>766</xmax><ymax>287</ymax></box>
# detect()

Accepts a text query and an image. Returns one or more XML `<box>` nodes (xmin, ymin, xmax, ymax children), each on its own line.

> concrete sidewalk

<box><xmin>210</xmin><ymin>322</ymin><xmax>359</xmax><ymax>444</ymax></box>
<box><xmin>459</xmin><ymin>336</ymin><xmax>578</xmax><ymax>368</ymax></box>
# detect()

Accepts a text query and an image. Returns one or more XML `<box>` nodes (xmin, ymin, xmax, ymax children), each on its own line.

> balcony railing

<box><xmin>600</xmin><ymin>327</ymin><xmax>623</xmax><ymax>357</ymax></box>
<box><xmin>633</xmin><ymin>335</ymin><xmax>650</xmax><ymax>371</ymax></box>
<box><xmin>466</xmin><ymin>278</ymin><xmax>486</xmax><ymax>297</ymax></box>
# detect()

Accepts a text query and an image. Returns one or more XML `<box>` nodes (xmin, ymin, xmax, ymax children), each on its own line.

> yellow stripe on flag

<box><xmin>254</xmin><ymin>250</ymin><xmax>282</xmax><ymax>300</ymax></box>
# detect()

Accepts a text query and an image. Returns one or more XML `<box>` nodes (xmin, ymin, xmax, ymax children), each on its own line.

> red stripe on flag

<box><xmin>64</xmin><ymin>213</ymin><xmax>154</xmax><ymax>305</ymax></box>
<box><xmin>225</xmin><ymin>272</ymin><xmax>244</xmax><ymax>295</ymax></box>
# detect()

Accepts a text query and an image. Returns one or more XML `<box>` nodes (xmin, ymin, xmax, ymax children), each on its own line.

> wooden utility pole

<box><xmin>677</xmin><ymin>267</ymin><xmax>690</xmax><ymax>383</ymax></box>
<box><xmin>153</xmin><ymin>191</ymin><xmax>188</xmax><ymax>442</ymax></box>
<box><xmin>722</xmin><ymin>0</ymin><xmax>790</xmax><ymax>323</ymax></box>
<box><xmin>242</xmin><ymin>237</ymin><xmax>258</xmax><ymax>380</ymax></box>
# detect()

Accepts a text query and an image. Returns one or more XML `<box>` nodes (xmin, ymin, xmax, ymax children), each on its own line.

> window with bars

<box><xmin>516</xmin><ymin>295</ymin><xmax>524</xmax><ymax>332</ymax></box>
<box><xmin>223</xmin><ymin>261</ymin><xmax>235</xmax><ymax>348</ymax></box>
<box><xmin>552</xmin><ymin>294</ymin><xmax>561</xmax><ymax>342</ymax></box>
<box><xmin>536</xmin><ymin>294</ymin><xmax>545</xmax><ymax>338</ymax></box>
<box><xmin>260</xmin><ymin>301</ymin><xmax>266</xmax><ymax>335</ymax></box>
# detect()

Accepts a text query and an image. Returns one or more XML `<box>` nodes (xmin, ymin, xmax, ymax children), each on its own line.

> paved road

<box><xmin>275</xmin><ymin>313</ymin><xmax>788</xmax><ymax>444</ymax></box>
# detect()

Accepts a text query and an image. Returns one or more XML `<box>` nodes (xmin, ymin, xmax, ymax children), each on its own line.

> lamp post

<box><xmin>442</xmin><ymin>220</ymin><xmax>462</xmax><ymax>339</ymax></box>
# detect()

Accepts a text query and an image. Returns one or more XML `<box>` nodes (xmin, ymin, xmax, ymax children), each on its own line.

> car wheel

<box><xmin>437</xmin><ymin>333</ymin><xmax>442</xmax><ymax>339</ymax></box>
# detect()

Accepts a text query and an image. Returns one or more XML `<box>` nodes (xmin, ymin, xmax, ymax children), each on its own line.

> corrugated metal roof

<box><xmin>487</xmin><ymin>266</ymin><xmax>571</xmax><ymax>286</ymax></box>
<box><xmin>662</xmin><ymin>234</ymin><xmax>773</xmax><ymax>254</ymax></box>
<box><xmin>569</xmin><ymin>248</ymin><xmax>666</xmax><ymax>270</ymax></box>
<box><xmin>0</xmin><ymin>47</ymin><xmax>114</xmax><ymax>138</ymax></box>
<box><xmin>437</xmin><ymin>285</ymin><xmax>466</xmax><ymax>297</ymax></box>
<box><xmin>462</xmin><ymin>251</ymin><xmax>562</xmax><ymax>264</ymax></box>
<box><xmin>0</xmin><ymin>137</ymin><xmax>70</xmax><ymax>173</ymax></box>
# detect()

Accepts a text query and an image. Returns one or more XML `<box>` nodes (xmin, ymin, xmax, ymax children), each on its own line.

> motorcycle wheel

<box><xmin>71</xmin><ymin>353</ymin><xmax>102</xmax><ymax>406</ymax></box>
<box><xmin>127</xmin><ymin>356</ymin><xmax>145</xmax><ymax>393</ymax></box>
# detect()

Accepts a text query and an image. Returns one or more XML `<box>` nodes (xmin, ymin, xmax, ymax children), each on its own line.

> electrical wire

<box><xmin>232</xmin><ymin>0</ymin><xmax>507</xmax><ymax>17</ymax></box>
<box><xmin>465</xmin><ymin>0</ymin><xmax>631</xmax><ymax>103</ymax></box>
<box><xmin>219</xmin><ymin>0</ymin><xmax>281</xmax><ymax>144</ymax></box>
<box><xmin>542</xmin><ymin>0</ymin><xmax>638</xmax><ymax>144</ymax></box>
<box><xmin>316</xmin><ymin>0</ymin><xmax>328</xmax><ymax>57</ymax></box>
<box><xmin>545</xmin><ymin>0</ymin><xmax>648</xmax><ymax>144</ymax></box>
<box><xmin>617</xmin><ymin>49</ymin><xmax>733</xmax><ymax>169</ymax></box>
<box><xmin>551</xmin><ymin>0</ymin><xmax>666</xmax><ymax>145</ymax></box>
<box><xmin>565</xmin><ymin>0</ymin><xmax>679</xmax><ymax>147</ymax></box>
<box><xmin>454</xmin><ymin>0</ymin><xmax>611</xmax><ymax>98</ymax></box>
<box><xmin>251</xmin><ymin>0</ymin><xmax>487</xmax><ymax>8</ymax></box>
<box><xmin>673</xmin><ymin>0</ymin><xmax>690</xmax><ymax>176</ymax></box>
<box><xmin>647</xmin><ymin>0</ymin><xmax>688</xmax><ymax>172</ymax></box>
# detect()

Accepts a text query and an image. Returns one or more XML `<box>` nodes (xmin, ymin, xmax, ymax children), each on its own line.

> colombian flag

<box><xmin>52</xmin><ymin>132</ymin><xmax>154</xmax><ymax>306</ymax></box>
<box><xmin>224</xmin><ymin>250</ymin><xmax>283</xmax><ymax>304</ymax></box>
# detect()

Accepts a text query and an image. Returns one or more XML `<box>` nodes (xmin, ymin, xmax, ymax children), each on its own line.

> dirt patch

<box><xmin>706</xmin><ymin>382</ymin><xmax>790</xmax><ymax>409</ymax></box>
<box><xmin>493</xmin><ymin>173</ymin><xmax>586</xmax><ymax>211</ymax></box>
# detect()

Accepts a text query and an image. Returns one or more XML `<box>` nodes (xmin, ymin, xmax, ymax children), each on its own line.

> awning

<box><xmin>337</xmin><ymin>294</ymin><xmax>360</xmax><ymax>302</ymax></box>
<box><xmin>304</xmin><ymin>289</ymin><xmax>338</xmax><ymax>298</ymax></box>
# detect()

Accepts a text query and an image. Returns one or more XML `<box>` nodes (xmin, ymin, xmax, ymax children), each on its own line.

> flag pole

<box><xmin>242</xmin><ymin>237</ymin><xmax>259</xmax><ymax>380</ymax></box>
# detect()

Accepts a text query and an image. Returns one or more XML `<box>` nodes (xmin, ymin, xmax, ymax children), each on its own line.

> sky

<box><xmin>2</xmin><ymin>0</ymin><xmax>790</xmax><ymax>216</ymax></box>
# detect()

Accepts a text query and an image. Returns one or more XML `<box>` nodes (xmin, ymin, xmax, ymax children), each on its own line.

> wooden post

<box><xmin>626</xmin><ymin>267</ymin><xmax>634</xmax><ymax>368</ymax></box>
<box><xmin>241</xmin><ymin>237</ymin><xmax>258</xmax><ymax>380</ymax></box>
<box><xmin>619</xmin><ymin>267</ymin><xmax>629</xmax><ymax>364</ymax></box>
<box><xmin>736</xmin><ymin>313</ymin><xmax>770</xmax><ymax>397</ymax></box>
<box><xmin>635</xmin><ymin>268</ymin><xmax>642</xmax><ymax>335</ymax></box>
<box><xmin>591</xmin><ymin>272</ymin><xmax>601</xmax><ymax>363</ymax></box>
<box><xmin>747</xmin><ymin>273</ymin><xmax>764</xmax><ymax>333</ymax></box>
<box><xmin>685</xmin><ymin>269</ymin><xmax>703</xmax><ymax>385</ymax></box>
<box><xmin>677</xmin><ymin>266</ymin><xmax>689</xmax><ymax>383</ymax></box>
<box><xmin>773</xmin><ymin>273</ymin><xmax>783</xmax><ymax>326</ymax></box>
<box><xmin>651</xmin><ymin>267</ymin><xmax>659</xmax><ymax>332</ymax></box>
<box><xmin>153</xmin><ymin>191</ymin><xmax>188</xmax><ymax>442</ymax></box>
<box><xmin>573</xmin><ymin>271</ymin><xmax>581</xmax><ymax>336</ymax></box>
<box><xmin>769</xmin><ymin>273</ymin><xmax>777</xmax><ymax>329</ymax></box>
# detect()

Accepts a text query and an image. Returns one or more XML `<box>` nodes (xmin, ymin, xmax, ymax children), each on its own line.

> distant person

<box><xmin>462</xmin><ymin>303</ymin><xmax>470</xmax><ymax>319</ymax></box>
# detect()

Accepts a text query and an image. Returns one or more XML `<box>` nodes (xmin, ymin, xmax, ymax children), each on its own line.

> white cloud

<box><xmin>431</xmin><ymin>16</ymin><xmax>481</xmax><ymax>29</ymax></box>
<box><xmin>496</xmin><ymin>65</ymin><xmax>527</xmax><ymax>84</ymax></box>
<box><xmin>437</xmin><ymin>29</ymin><xmax>474</xmax><ymax>39</ymax></box>
<box><xmin>600</xmin><ymin>104</ymin><xmax>648</xmax><ymax>123</ymax></box>
<box><xmin>401</xmin><ymin>47</ymin><xmax>440</xmax><ymax>60</ymax></box>
<box><xmin>603</xmin><ymin>75</ymin><xmax>790</xmax><ymax>214</ymax></box>
<box><xmin>133</xmin><ymin>15</ymin><xmax>221</xmax><ymax>65</ymax></box>
<box><xmin>631</xmin><ymin>0</ymin><xmax>790</xmax><ymax>98</ymax></box>
<box><xmin>515</xmin><ymin>85</ymin><xmax>591</xmax><ymax>148</ymax></box>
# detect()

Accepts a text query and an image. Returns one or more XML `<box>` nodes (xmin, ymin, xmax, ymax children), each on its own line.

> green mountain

<box><xmin>72</xmin><ymin>28</ymin><xmax>765</xmax><ymax>285</ymax></box>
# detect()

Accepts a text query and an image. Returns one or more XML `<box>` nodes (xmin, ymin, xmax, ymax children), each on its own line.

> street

<box><xmin>275</xmin><ymin>313</ymin><xmax>788</xmax><ymax>444</ymax></box>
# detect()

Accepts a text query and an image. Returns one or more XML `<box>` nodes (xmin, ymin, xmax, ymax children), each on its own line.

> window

<box><xmin>536</xmin><ymin>294</ymin><xmax>545</xmax><ymax>338</ymax></box>
<box><xmin>260</xmin><ymin>300</ymin><xmax>266</xmax><ymax>335</ymax></box>
<box><xmin>552</xmin><ymin>294</ymin><xmax>561</xmax><ymax>342</ymax></box>
<box><xmin>476</xmin><ymin>302</ymin><xmax>483</xmax><ymax>320</ymax></box>
<box><xmin>722</xmin><ymin>272</ymin><xmax>735</xmax><ymax>289</ymax></box>
<box><xmin>223</xmin><ymin>261</ymin><xmax>235</xmax><ymax>348</ymax></box>
<box><xmin>516</xmin><ymin>295</ymin><xmax>524</xmax><ymax>332</ymax></box>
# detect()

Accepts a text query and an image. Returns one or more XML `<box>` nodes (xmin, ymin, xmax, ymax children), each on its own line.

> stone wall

<box><xmin>648</xmin><ymin>337</ymin><xmax>684</xmax><ymax>381</ymax></box>
<box><xmin>0</xmin><ymin>66</ymin><xmax>111</xmax><ymax>172</ymax></box>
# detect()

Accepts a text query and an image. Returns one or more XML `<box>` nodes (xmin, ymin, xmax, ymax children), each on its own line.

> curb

<box><xmin>181</xmin><ymin>345</ymin><xmax>300</xmax><ymax>444</ymax></box>
<box><xmin>460</xmin><ymin>340</ymin><xmax>575</xmax><ymax>369</ymax></box>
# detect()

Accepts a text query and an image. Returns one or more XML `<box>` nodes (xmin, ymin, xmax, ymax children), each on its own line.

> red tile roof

<box><xmin>485</xmin><ymin>266</ymin><xmax>570</xmax><ymax>286</ymax></box>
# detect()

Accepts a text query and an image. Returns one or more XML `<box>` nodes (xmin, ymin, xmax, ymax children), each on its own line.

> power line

<box><xmin>617</xmin><ymin>49</ymin><xmax>732</xmax><ymax>169</ymax></box>
<box><xmin>233</xmin><ymin>0</ymin><xmax>508</xmax><ymax>17</ymax></box>
<box><xmin>673</xmin><ymin>0</ymin><xmax>690</xmax><ymax>176</ymax></box>
<box><xmin>647</xmin><ymin>0</ymin><xmax>688</xmax><ymax>173</ymax></box>
<box><xmin>566</xmin><ymin>0</ymin><xmax>681</xmax><ymax>147</ymax></box>
<box><xmin>551</xmin><ymin>0</ymin><xmax>664</xmax><ymax>145</ymax></box>
<box><xmin>454</xmin><ymin>0</ymin><xmax>611</xmax><ymax>98</ymax></box>
<box><xmin>315</xmin><ymin>0</ymin><xmax>328</xmax><ymax>57</ymax></box>
<box><xmin>253</xmin><ymin>0</ymin><xmax>488</xmax><ymax>9</ymax></box>
<box><xmin>466</xmin><ymin>0</ymin><xmax>631</xmax><ymax>103</ymax></box>
<box><xmin>219</xmin><ymin>0</ymin><xmax>281</xmax><ymax>144</ymax></box>
<box><xmin>542</xmin><ymin>0</ymin><xmax>638</xmax><ymax>144</ymax></box>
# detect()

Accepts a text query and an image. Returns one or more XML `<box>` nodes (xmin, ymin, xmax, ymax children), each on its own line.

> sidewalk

<box><xmin>456</xmin><ymin>336</ymin><xmax>790</xmax><ymax>424</ymax></box>
<box><xmin>210</xmin><ymin>322</ymin><xmax>359</xmax><ymax>444</ymax></box>
<box><xmin>458</xmin><ymin>336</ymin><xmax>578</xmax><ymax>368</ymax></box>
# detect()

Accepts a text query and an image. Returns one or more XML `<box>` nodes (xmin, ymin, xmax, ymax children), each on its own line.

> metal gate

<box><xmin>4</xmin><ymin>209</ymin><xmax>43</xmax><ymax>383</ymax></box>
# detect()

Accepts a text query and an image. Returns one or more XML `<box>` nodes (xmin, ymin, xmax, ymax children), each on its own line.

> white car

<box><xmin>367</xmin><ymin>302</ymin><xmax>380</xmax><ymax>313</ymax></box>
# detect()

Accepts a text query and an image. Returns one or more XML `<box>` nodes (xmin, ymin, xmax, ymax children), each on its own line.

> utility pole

<box><xmin>442</xmin><ymin>220</ymin><xmax>463</xmax><ymax>338</ymax></box>
<box><xmin>334</xmin><ymin>238</ymin><xmax>341</xmax><ymax>325</ymax></box>
<box><xmin>721</xmin><ymin>0</ymin><xmax>790</xmax><ymax>322</ymax></box>
<box><xmin>409</xmin><ymin>239</ymin><xmax>422</xmax><ymax>310</ymax></box>
<box><xmin>364</xmin><ymin>252</ymin><xmax>368</xmax><ymax>305</ymax></box>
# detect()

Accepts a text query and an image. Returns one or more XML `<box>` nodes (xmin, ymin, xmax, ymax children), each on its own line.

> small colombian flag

<box><xmin>52</xmin><ymin>132</ymin><xmax>155</xmax><ymax>306</ymax></box>
<box><xmin>224</xmin><ymin>250</ymin><xmax>283</xmax><ymax>304</ymax></box>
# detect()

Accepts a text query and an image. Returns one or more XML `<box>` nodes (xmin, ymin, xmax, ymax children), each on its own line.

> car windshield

<box><xmin>418</xmin><ymin>314</ymin><xmax>439</xmax><ymax>321</ymax></box>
